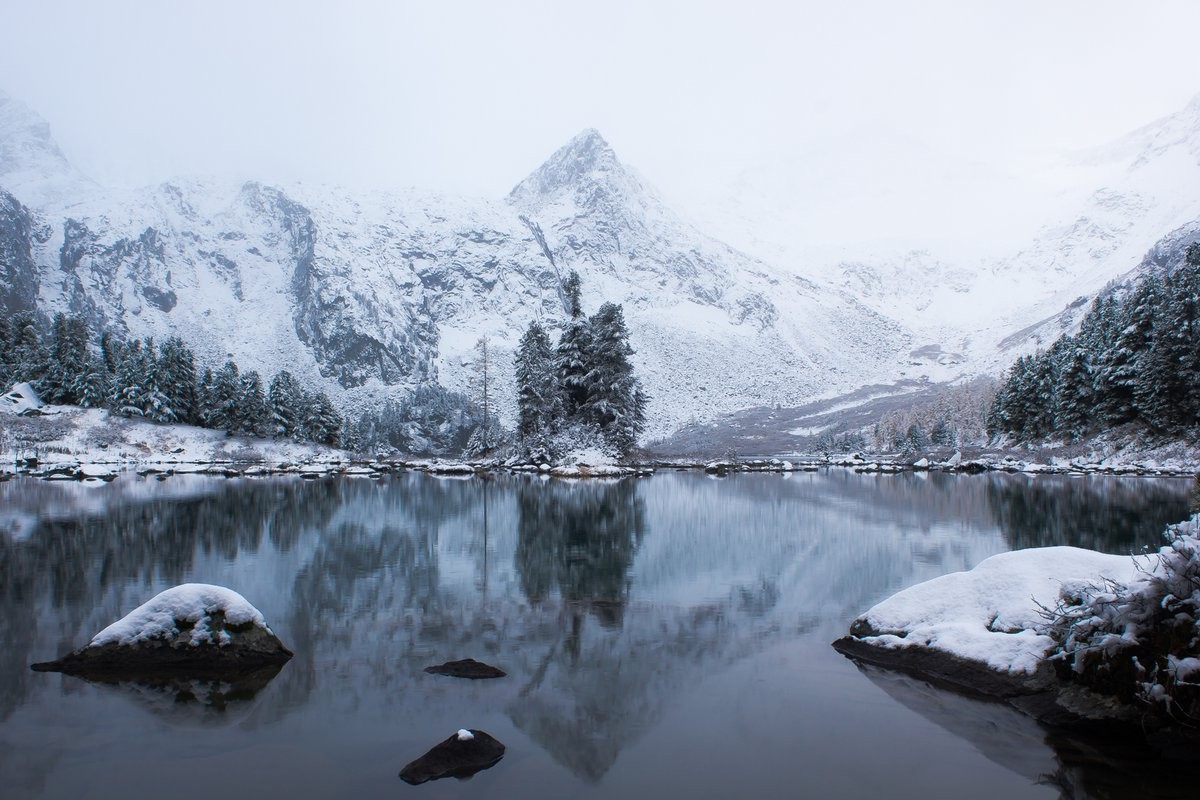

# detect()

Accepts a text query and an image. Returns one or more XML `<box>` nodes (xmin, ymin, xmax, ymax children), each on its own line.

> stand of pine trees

<box><xmin>514</xmin><ymin>271</ymin><xmax>647</xmax><ymax>459</ymax></box>
<box><xmin>988</xmin><ymin>242</ymin><xmax>1200</xmax><ymax>442</ymax></box>
<box><xmin>0</xmin><ymin>311</ymin><xmax>343</xmax><ymax>446</ymax></box>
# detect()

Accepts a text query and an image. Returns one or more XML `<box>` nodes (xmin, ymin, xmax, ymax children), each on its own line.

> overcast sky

<box><xmin>3</xmin><ymin>0</ymin><xmax>1200</xmax><ymax>244</ymax></box>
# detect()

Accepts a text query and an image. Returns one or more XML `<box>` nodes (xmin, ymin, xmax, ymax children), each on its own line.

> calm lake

<box><xmin>0</xmin><ymin>470</ymin><xmax>1194</xmax><ymax>799</ymax></box>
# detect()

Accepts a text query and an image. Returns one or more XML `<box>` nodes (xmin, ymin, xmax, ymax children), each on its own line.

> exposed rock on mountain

<box><xmin>3</xmin><ymin>87</ymin><xmax>1200</xmax><ymax>439</ymax></box>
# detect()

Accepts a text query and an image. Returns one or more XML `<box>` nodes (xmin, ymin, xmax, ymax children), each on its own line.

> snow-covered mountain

<box><xmin>0</xmin><ymin>94</ymin><xmax>912</xmax><ymax>438</ymax></box>
<box><xmin>3</xmin><ymin>88</ymin><xmax>1200</xmax><ymax>440</ymax></box>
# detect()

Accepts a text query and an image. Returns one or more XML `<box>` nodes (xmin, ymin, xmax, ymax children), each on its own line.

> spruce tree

<box><xmin>515</xmin><ymin>320</ymin><xmax>558</xmax><ymax>446</ymax></box>
<box><xmin>111</xmin><ymin>339</ymin><xmax>151</xmax><ymax>417</ymax></box>
<box><xmin>157</xmin><ymin>337</ymin><xmax>198</xmax><ymax>424</ymax></box>
<box><xmin>208</xmin><ymin>361</ymin><xmax>242</xmax><ymax>432</ymax></box>
<box><xmin>237</xmin><ymin>370</ymin><xmax>269</xmax><ymax>435</ymax></box>
<box><xmin>268</xmin><ymin>370</ymin><xmax>305</xmax><ymax>438</ymax></box>
<box><xmin>583</xmin><ymin>302</ymin><xmax>647</xmax><ymax>451</ymax></box>
<box><xmin>555</xmin><ymin>273</ymin><xmax>593</xmax><ymax>420</ymax></box>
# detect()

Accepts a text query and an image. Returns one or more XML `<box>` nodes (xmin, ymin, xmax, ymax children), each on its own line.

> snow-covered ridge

<box><xmin>3</xmin><ymin>89</ymin><xmax>1200</xmax><ymax>439</ymax></box>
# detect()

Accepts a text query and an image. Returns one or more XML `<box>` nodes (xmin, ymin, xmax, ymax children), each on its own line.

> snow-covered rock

<box><xmin>399</xmin><ymin>729</ymin><xmax>506</xmax><ymax>785</ymax></box>
<box><xmin>837</xmin><ymin>547</ymin><xmax>1147</xmax><ymax>675</ymax></box>
<box><xmin>31</xmin><ymin>583</ymin><xmax>292</xmax><ymax>675</ymax></box>
<box><xmin>1</xmin><ymin>382</ymin><xmax>44</xmax><ymax>415</ymax></box>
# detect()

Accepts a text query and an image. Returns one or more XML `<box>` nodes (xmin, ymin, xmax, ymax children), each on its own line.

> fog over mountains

<box><xmin>3</xmin><ymin>89</ymin><xmax>1200</xmax><ymax>440</ymax></box>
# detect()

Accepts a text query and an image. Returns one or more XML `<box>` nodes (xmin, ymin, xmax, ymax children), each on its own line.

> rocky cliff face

<box><xmin>0</xmin><ymin>94</ymin><xmax>913</xmax><ymax>437</ymax></box>
<box><xmin>0</xmin><ymin>189</ymin><xmax>38</xmax><ymax>315</ymax></box>
<box><xmin>3</xmin><ymin>88</ymin><xmax>1199</xmax><ymax>439</ymax></box>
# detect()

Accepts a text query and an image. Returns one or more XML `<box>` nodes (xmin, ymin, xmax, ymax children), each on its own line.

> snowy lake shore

<box><xmin>3</xmin><ymin>405</ymin><xmax>1198</xmax><ymax>483</ymax></box>
<box><xmin>834</xmin><ymin>533</ymin><xmax>1200</xmax><ymax>756</ymax></box>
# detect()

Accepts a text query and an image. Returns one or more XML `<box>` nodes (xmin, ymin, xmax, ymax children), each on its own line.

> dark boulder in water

<box><xmin>31</xmin><ymin>584</ymin><xmax>292</xmax><ymax>678</ymax></box>
<box><xmin>399</xmin><ymin>729</ymin><xmax>505</xmax><ymax>784</ymax></box>
<box><xmin>423</xmin><ymin>658</ymin><xmax>506</xmax><ymax>679</ymax></box>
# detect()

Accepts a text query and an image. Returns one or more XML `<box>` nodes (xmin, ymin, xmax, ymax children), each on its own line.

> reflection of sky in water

<box><xmin>0</xmin><ymin>471</ymin><xmax>1191</xmax><ymax>799</ymax></box>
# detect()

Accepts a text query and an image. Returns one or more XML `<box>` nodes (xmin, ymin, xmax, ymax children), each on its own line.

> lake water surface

<box><xmin>0</xmin><ymin>470</ymin><xmax>1194</xmax><ymax>799</ymax></box>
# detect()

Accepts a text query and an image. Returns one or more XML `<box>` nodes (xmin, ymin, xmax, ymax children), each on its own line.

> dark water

<box><xmin>0</xmin><ymin>470</ymin><xmax>1193</xmax><ymax>799</ymax></box>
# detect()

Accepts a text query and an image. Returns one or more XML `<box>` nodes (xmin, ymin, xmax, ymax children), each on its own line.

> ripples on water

<box><xmin>0</xmin><ymin>471</ymin><xmax>1192</xmax><ymax>799</ymax></box>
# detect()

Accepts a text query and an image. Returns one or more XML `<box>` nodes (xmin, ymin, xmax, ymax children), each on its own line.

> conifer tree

<box><xmin>237</xmin><ymin>370</ymin><xmax>269</xmax><ymax>435</ymax></box>
<box><xmin>268</xmin><ymin>370</ymin><xmax>305</xmax><ymax>438</ymax></box>
<box><xmin>583</xmin><ymin>302</ymin><xmax>647</xmax><ymax>451</ymax></box>
<box><xmin>208</xmin><ymin>360</ymin><xmax>242</xmax><ymax>432</ymax></box>
<box><xmin>555</xmin><ymin>272</ymin><xmax>593</xmax><ymax>419</ymax></box>
<box><xmin>157</xmin><ymin>337</ymin><xmax>199</xmax><ymax>424</ymax></box>
<box><xmin>515</xmin><ymin>320</ymin><xmax>558</xmax><ymax>445</ymax></box>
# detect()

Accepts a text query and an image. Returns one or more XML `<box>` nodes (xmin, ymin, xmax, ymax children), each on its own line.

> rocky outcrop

<box><xmin>0</xmin><ymin>189</ymin><xmax>37</xmax><ymax>314</ymax></box>
<box><xmin>31</xmin><ymin>584</ymin><xmax>292</xmax><ymax>678</ymax></box>
<box><xmin>399</xmin><ymin>729</ymin><xmax>505</xmax><ymax>785</ymax></box>
<box><xmin>424</xmin><ymin>658</ymin><xmax>506</xmax><ymax>679</ymax></box>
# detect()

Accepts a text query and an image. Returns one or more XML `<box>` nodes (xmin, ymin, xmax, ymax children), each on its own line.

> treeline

<box><xmin>349</xmin><ymin>384</ymin><xmax>489</xmax><ymax>457</ymax></box>
<box><xmin>514</xmin><ymin>271</ymin><xmax>647</xmax><ymax>459</ymax></box>
<box><xmin>0</xmin><ymin>311</ymin><xmax>343</xmax><ymax>445</ymax></box>
<box><xmin>872</xmin><ymin>381</ymin><xmax>996</xmax><ymax>454</ymax></box>
<box><xmin>989</xmin><ymin>243</ymin><xmax>1200</xmax><ymax>442</ymax></box>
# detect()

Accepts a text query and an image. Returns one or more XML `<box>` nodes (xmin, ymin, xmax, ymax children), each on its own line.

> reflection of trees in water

<box><xmin>985</xmin><ymin>476</ymin><xmax>1191</xmax><ymax>553</ymax></box>
<box><xmin>0</xmin><ymin>478</ymin><xmax>342</xmax><ymax>722</ymax></box>
<box><xmin>512</xmin><ymin>477</ymin><xmax>701</xmax><ymax>782</ymax></box>
<box><xmin>516</xmin><ymin>478</ymin><xmax>645</xmax><ymax>628</ymax></box>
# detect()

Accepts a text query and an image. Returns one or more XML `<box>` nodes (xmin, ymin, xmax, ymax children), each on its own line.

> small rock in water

<box><xmin>424</xmin><ymin>658</ymin><xmax>507</xmax><ymax>679</ymax></box>
<box><xmin>399</xmin><ymin>729</ymin><xmax>505</xmax><ymax>785</ymax></box>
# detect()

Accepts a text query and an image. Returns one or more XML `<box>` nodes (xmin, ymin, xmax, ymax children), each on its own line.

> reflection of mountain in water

<box><xmin>0</xmin><ymin>470</ymin><xmax>1194</xmax><ymax>795</ymax></box>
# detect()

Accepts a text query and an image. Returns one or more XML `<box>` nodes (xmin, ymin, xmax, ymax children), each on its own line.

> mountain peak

<box><xmin>507</xmin><ymin>128</ymin><xmax>629</xmax><ymax>210</ymax></box>
<box><xmin>0</xmin><ymin>90</ymin><xmax>87</xmax><ymax>205</ymax></box>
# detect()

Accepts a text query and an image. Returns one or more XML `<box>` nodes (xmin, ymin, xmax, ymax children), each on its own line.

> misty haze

<box><xmin>3</xmin><ymin>2</ymin><xmax>1200</xmax><ymax>799</ymax></box>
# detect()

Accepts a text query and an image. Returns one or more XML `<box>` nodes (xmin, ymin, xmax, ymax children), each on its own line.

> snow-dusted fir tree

<box><xmin>41</xmin><ymin>313</ymin><xmax>89</xmax><ymax>404</ymax></box>
<box><xmin>555</xmin><ymin>271</ymin><xmax>594</xmax><ymax>419</ymax></box>
<box><xmin>514</xmin><ymin>320</ymin><xmax>558</xmax><ymax>448</ymax></box>
<box><xmin>237</xmin><ymin>370</ymin><xmax>269</xmax><ymax>435</ymax></box>
<box><xmin>207</xmin><ymin>360</ymin><xmax>242</xmax><ymax>432</ymax></box>
<box><xmin>4</xmin><ymin>311</ymin><xmax>44</xmax><ymax>389</ymax></box>
<box><xmin>299</xmin><ymin>390</ymin><xmax>342</xmax><ymax>446</ymax></box>
<box><xmin>110</xmin><ymin>339</ymin><xmax>152</xmax><ymax>418</ymax></box>
<box><xmin>156</xmin><ymin>336</ymin><xmax>198</xmax><ymax>424</ymax></box>
<box><xmin>268</xmin><ymin>370</ymin><xmax>305</xmax><ymax>438</ymax></box>
<box><xmin>197</xmin><ymin>366</ymin><xmax>216</xmax><ymax>426</ymax></box>
<box><xmin>583</xmin><ymin>302</ymin><xmax>647</xmax><ymax>452</ymax></box>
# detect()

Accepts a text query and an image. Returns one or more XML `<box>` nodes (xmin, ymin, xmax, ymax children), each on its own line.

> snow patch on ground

<box><xmin>1</xmin><ymin>405</ymin><xmax>353</xmax><ymax>469</ymax></box>
<box><xmin>855</xmin><ymin>547</ymin><xmax>1150</xmax><ymax>674</ymax></box>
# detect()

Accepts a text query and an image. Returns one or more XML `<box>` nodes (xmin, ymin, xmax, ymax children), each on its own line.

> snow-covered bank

<box><xmin>839</xmin><ymin>547</ymin><xmax>1149</xmax><ymax>675</ymax></box>
<box><xmin>834</xmin><ymin>521</ymin><xmax>1200</xmax><ymax>750</ymax></box>
<box><xmin>1</xmin><ymin>406</ymin><xmax>350</xmax><ymax>465</ymax></box>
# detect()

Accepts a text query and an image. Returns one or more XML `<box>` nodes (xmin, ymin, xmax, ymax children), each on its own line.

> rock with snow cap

<box><xmin>31</xmin><ymin>583</ymin><xmax>292</xmax><ymax>677</ymax></box>
<box><xmin>399</xmin><ymin>728</ymin><xmax>505</xmax><ymax>785</ymax></box>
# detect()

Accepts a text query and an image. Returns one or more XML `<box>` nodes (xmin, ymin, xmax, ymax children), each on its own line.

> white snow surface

<box><xmin>855</xmin><ymin>547</ymin><xmax>1150</xmax><ymax>675</ymax></box>
<box><xmin>455</xmin><ymin>729</ymin><xmax>474</xmax><ymax>741</ymax></box>
<box><xmin>1</xmin><ymin>382</ymin><xmax>44</xmax><ymax>415</ymax></box>
<box><xmin>5</xmin><ymin>92</ymin><xmax>1200</xmax><ymax>440</ymax></box>
<box><xmin>89</xmin><ymin>583</ymin><xmax>268</xmax><ymax>648</ymax></box>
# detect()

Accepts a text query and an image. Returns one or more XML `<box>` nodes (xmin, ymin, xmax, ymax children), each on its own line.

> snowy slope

<box><xmin>4</xmin><ymin>89</ymin><xmax>1200</xmax><ymax>440</ymax></box>
<box><xmin>0</xmin><ymin>97</ymin><xmax>912</xmax><ymax>439</ymax></box>
<box><xmin>679</xmin><ymin>93</ymin><xmax>1200</xmax><ymax>381</ymax></box>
